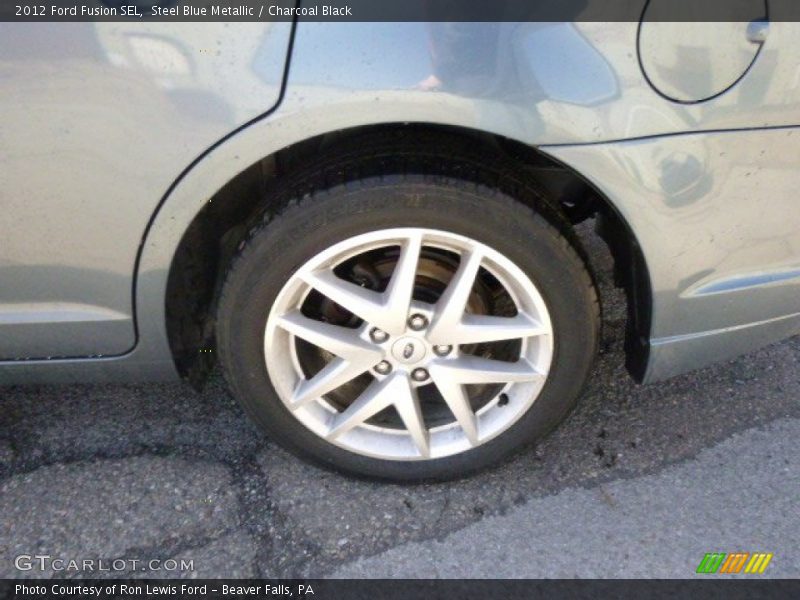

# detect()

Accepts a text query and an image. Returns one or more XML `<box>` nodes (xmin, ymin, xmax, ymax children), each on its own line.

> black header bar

<box><xmin>4</xmin><ymin>0</ymin><xmax>800</xmax><ymax>23</ymax></box>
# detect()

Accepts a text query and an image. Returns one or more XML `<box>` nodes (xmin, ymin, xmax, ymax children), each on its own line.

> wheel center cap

<box><xmin>391</xmin><ymin>337</ymin><xmax>427</xmax><ymax>364</ymax></box>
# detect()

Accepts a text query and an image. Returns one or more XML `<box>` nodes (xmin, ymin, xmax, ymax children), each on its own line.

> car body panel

<box><xmin>281</xmin><ymin>21</ymin><xmax>800</xmax><ymax>144</ymax></box>
<box><xmin>1</xmin><ymin>21</ymin><xmax>799</xmax><ymax>384</ymax></box>
<box><xmin>544</xmin><ymin>127</ymin><xmax>800</xmax><ymax>381</ymax></box>
<box><xmin>638</xmin><ymin>0</ymin><xmax>768</xmax><ymax>103</ymax></box>
<box><xmin>0</xmin><ymin>22</ymin><xmax>293</xmax><ymax>359</ymax></box>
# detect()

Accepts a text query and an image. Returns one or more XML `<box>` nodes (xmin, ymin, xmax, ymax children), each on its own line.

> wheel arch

<box><xmin>137</xmin><ymin>116</ymin><xmax>652</xmax><ymax>386</ymax></box>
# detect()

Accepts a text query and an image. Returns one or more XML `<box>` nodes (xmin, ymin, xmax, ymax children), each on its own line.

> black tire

<box><xmin>217</xmin><ymin>174</ymin><xmax>599</xmax><ymax>481</ymax></box>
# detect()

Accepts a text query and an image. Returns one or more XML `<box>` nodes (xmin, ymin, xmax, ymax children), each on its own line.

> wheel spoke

<box><xmin>328</xmin><ymin>373</ymin><xmax>430</xmax><ymax>457</ymax></box>
<box><xmin>291</xmin><ymin>357</ymin><xmax>373</xmax><ymax>407</ymax></box>
<box><xmin>382</xmin><ymin>232</ymin><xmax>423</xmax><ymax>333</ymax></box>
<box><xmin>445</xmin><ymin>313</ymin><xmax>546</xmax><ymax>345</ymax></box>
<box><xmin>327</xmin><ymin>374</ymin><xmax>400</xmax><ymax>438</ymax></box>
<box><xmin>393</xmin><ymin>376</ymin><xmax>430</xmax><ymax>458</ymax></box>
<box><xmin>429</xmin><ymin>368</ymin><xmax>479</xmax><ymax>446</ymax></box>
<box><xmin>430</xmin><ymin>356</ymin><xmax>543</xmax><ymax>384</ymax></box>
<box><xmin>299</xmin><ymin>270</ymin><xmax>393</xmax><ymax>332</ymax></box>
<box><xmin>275</xmin><ymin>310</ymin><xmax>378</xmax><ymax>359</ymax></box>
<box><xmin>428</xmin><ymin>249</ymin><xmax>483</xmax><ymax>345</ymax></box>
<box><xmin>300</xmin><ymin>234</ymin><xmax>423</xmax><ymax>335</ymax></box>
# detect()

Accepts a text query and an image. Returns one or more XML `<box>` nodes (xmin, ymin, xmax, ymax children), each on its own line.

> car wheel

<box><xmin>217</xmin><ymin>174</ymin><xmax>599</xmax><ymax>481</ymax></box>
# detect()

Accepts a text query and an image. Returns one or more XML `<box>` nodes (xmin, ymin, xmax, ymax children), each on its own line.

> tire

<box><xmin>217</xmin><ymin>173</ymin><xmax>599</xmax><ymax>481</ymax></box>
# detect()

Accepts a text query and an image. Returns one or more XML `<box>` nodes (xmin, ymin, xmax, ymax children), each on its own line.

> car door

<box><xmin>0</xmin><ymin>22</ymin><xmax>293</xmax><ymax>359</ymax></box>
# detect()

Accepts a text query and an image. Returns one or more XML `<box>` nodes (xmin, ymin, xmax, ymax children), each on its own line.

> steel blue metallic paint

<box><xmin>0</xmin><ymin>22</ymin><xmax>293</xmax><ymax>360</ymax></box>
<box><xmin>544</xmin><ymin>126</ymin><xmax>800</xmax><ymax>380</ymax></box>
<box><xmin>1</xmin><ymin>21</ymin><xmax>799</xmax><ymax>384</ymax></box>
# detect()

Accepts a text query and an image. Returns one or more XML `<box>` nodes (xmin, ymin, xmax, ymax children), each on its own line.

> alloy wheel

<box><xmin>264</xmin><ymin>228</ymin><xmax>554</xmax><ymax>460</ymax></box>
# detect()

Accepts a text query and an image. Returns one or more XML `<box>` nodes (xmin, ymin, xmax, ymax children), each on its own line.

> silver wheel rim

<box><xmin>264</xmin><ymin>228</ymin><xmax>554</xmax><ymax>461</ymax></box>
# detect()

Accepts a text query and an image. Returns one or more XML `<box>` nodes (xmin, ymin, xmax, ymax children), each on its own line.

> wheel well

<box><xmin>165</xmin><ymin>123</ymin><xmax>651</xmax><ymax>387</ymax></box>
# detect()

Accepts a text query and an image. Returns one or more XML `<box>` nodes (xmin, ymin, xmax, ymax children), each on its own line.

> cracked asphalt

<box><xmin>1</xmin><ymin>223</ymin><xmax>798</xmax><ymax>579</ymax></box>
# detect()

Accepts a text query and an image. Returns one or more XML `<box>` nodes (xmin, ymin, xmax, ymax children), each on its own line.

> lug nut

<box><xmin>411</xmin><ymin>368</ymin><xmax>430</xmax><ymax>382</ymax></box>
<box><xmin>374</xmin><ymin>361</ymin><xmax>392</xmax><ymax>375</ymax></box>
<box><xmin>370</xmin><ymin>328</ymin><xmax>389</xmax><ymax>343</ymax></box>
<box><xmin>408</xmin><ymin>314</ymin><xmax>428</xmax><ymax>331</ymax></box>
<box><xmin>433</xmin><ymin>345</ymin><xmax>452</xmax><ymax>356</ymax></box>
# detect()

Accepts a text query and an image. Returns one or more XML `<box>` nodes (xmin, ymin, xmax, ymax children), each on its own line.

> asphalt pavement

<box><xmin>1</xmin><ymin>224</ymin><xmax>798</xmax><ymax>579</ymax></box>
